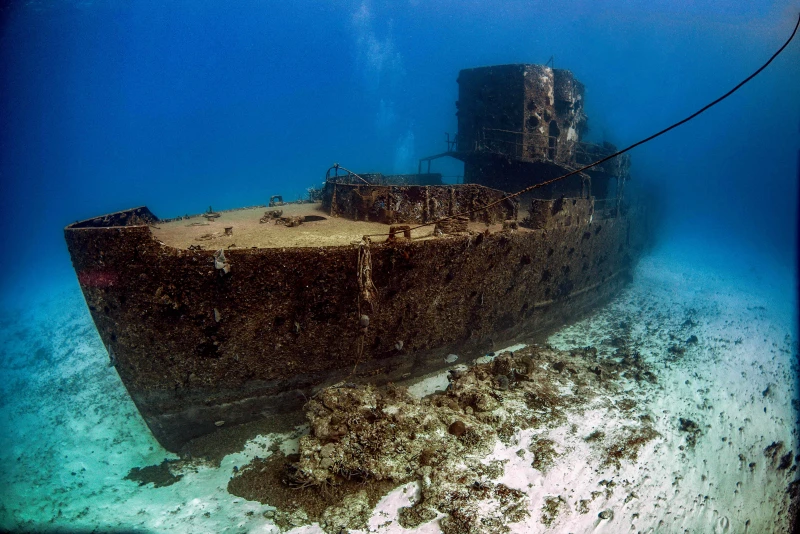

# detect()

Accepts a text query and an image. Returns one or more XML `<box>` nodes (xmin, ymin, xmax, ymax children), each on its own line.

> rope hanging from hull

<box><xmin>353</xmin><ymin>237</ymin><xmax>377</xmax><ymax>373</ymax></box>
<box><xmin>357</xmin><ymin>237</ymin><xmax>377</xmax><ymax>314</ymax></box>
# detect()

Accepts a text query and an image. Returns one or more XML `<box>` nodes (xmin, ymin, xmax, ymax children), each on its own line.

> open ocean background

<box><xmin>1</xmin><ymin>1</ymin><xmax>799</xmax><ymax>532</ymax></box>
<box><xmin>1</xmin><ymin>0</ymin><xmax>798</xmax><ymax>303</ymax></box>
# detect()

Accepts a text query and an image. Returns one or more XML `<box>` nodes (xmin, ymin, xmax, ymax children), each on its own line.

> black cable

<box><xmin>364</xmin><ymin>12</ymin><xmax>800</xmax><ymax>238</ymax></box>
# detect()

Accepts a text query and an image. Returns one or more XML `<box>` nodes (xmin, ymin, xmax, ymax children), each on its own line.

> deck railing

<box><xmin>468</xmin><ymin>128</ymin><xmax>629</xmax><ymax>175</ymax></box>
<box><xmin>473</xmin><ymin>128</ymin><xmax>567</xmax><ymax>161</ymax></box>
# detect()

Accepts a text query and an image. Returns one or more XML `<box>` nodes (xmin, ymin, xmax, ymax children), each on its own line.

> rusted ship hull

<box><xmin>65</xmin><ymin>199</ymin><xmax>646</xmax><ymax>452</ymax></box>
<box><xmin>65</xmin><ymin>63</ymin><xmax>650</xmax><ymax>452</ymax></box>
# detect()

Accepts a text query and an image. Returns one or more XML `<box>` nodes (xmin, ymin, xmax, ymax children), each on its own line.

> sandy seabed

<box><xmin>1</xmin><ymin>239</ymin><xmax>798</xmax><ymax>533</ymax></box>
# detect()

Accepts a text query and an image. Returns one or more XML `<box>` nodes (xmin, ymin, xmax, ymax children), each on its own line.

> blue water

<box><xmin>1</xmin><ymin>1</ymin><xmax>799</xmax><ymax>532</ymax></box>
<box><xmin>1</xmin><ymin>0</ymin><xmax>798</xmax><ymax>301</ymax></box>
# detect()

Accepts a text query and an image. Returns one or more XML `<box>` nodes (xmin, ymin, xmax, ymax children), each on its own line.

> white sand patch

<box><xmin>1</xmin><ymin>239</ymin><xmax>796</xmax><ymax>533</ymax></box>
<box><xmin>407</xmin><ymin>343</ymin><xmax>527</xmax><ymax>399</ymax></box>
<box><xmin>364</xmin><ymin>482</ymin><xmax>448</xmax><ymax>533</ymax></box>
<box><xmin>407</xmin><ymin>371</ymin><xmax>451</xmax><ymax>399</ymax></box>
<box><xmin>474</xmin><ymin>343</ymin><xmax>527</xmax><ymax>365</ymax></box>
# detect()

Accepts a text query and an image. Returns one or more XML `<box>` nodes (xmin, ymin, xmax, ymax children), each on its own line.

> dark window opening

<box><xmin>548</xmin><ymin>121</ymin><xmax>560</xmax><ymax>160</ymax></box>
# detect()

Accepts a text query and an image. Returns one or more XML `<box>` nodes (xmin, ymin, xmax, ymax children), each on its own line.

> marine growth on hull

<box><xmin>63</xmin><ymin>63</ymin><xmax>647</xmax><ymax>455</ymax></box>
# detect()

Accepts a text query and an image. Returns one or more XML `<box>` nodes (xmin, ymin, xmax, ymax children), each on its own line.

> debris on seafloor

<box><xmin>277</xmin><ymin>215</ymin><xmax>304</xmax><ymax>227</ymax></box>
<box><xmin>228</xmin><ymin>344</ymin><xmax>661</xmax><ymax>533</ymax></box>
<box><xmin>203</xmin><ymin>206</ymin><xmax>221</xmax><ymax>220</ymax></box>
<box><xmin>260</xmin><ymin>209</ymin><xmax>283</xmax><ymax>223</ymax></box>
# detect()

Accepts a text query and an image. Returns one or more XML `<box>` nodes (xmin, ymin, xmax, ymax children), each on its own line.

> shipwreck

<box><xmin>65</xmin><ymin>64</ymin><xmax>649</xmax><ymax>452</ymax></box>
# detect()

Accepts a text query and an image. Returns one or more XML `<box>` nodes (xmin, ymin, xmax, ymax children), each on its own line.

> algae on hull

<box><xmin>64</xmin><ymin>63</ymin><xmax>647</xmax><ymax>453</ymax></box>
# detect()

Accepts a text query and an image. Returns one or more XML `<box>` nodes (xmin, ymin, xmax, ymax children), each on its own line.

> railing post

<box><xmin>330</xmin><ymin>184</ymin><xmax>338</xmax><ymax>217</ymax></box>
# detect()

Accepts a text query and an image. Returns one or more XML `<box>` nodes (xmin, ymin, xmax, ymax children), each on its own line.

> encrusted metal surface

<box><xmin>322</xmin><ymin>183</ymin><xmax>516</xmax><ymax>224</ymax></box>
<box><xmin>63</xmin><ymin>63</ymin><xmax>649</xmax><ymax>452</ymax></box>
<box><xmin>456</xmin><ymin>65</ymin><xmax>586</xmax><ymax>166</ymax></box>
<box><xmin>65</xmin><ymin>197</ymin><xmax>647</xmax><ymax>451</ymax></box>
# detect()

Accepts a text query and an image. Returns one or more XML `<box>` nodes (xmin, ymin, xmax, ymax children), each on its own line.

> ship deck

<box><xmin>150</xmin><ymin>202</ymin><xmax>513</xmax><ymax>249</ymax></box>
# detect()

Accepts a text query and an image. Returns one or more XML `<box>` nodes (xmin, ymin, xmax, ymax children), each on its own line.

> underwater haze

<box><xmin>1</xmin><ymin>1</ymin><xmax>799</xmax><ymax>533</ymax></box>
<box><xmin>0</xmin><ymin>0</ymin><xmax>798</xmax><ymax>299</ymax></box>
